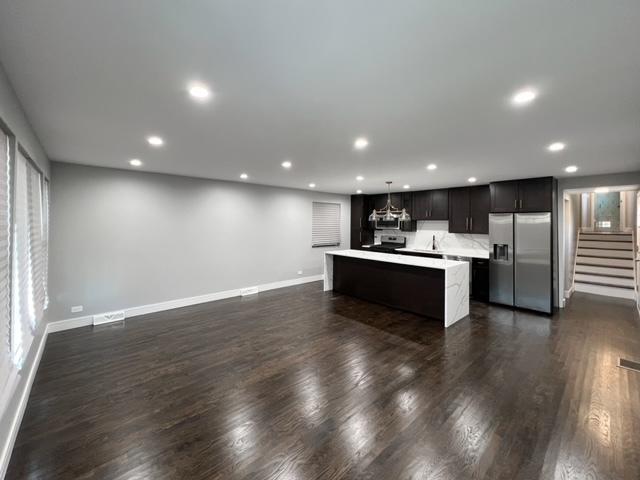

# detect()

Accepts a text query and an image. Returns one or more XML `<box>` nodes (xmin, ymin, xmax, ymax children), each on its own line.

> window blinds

<box><xmin>0</xmin><ymin>130</ymin><xmax>13</xmax><ymax>405</ymax></box>
<box><xmin>312</xmin><ymin>202</ymin><xmax>341</xmax><ymax>247</ymax></box>
<box><xmin>10</xmin><ymin>151</ymin><xmax>44</xmax><ymax>368</ymax></box>
<box><xmin>43</xmin><ymin>180</ymin><xmax>49</xmax><ymax>309</ymax></box>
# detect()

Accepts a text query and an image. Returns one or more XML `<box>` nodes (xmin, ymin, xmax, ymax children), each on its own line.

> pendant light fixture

<box><xmin>368</xmin><ymin>181</ymin><xmax>411</xmax><ymax>222</ymax></box>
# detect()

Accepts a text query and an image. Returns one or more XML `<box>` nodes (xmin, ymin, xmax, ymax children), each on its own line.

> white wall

<box><xmin>563</xmin><ymin>193</ymin><xmax>581</xmax><ymax>297</ymax></box>
<box><xmin>0</xmin><ymin>62</ymin><xmax>50</xmax><ymax>478</ymax></box>
<box><xmin>49</xmin><ymin>162</ymin><xmax>350</xmax><ymax>321</ymax></box>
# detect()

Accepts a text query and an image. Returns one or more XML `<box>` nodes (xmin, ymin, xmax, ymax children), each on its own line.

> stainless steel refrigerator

<box><xmin>489</xmin><ymin>213</ymin><xmax>552</xmax><ymax>313</ymax></box>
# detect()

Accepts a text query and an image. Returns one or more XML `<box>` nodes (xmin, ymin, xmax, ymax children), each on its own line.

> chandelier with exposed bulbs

<box><xmin>368</xmin><ymin>181</ymin><xmax>411</xmax><ymax>222</ymax></box>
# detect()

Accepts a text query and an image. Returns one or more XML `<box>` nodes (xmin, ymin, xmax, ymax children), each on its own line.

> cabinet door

<box><xmin>430</xmin><ymin>189</ymin><xmax>449</xmax><ymax>220</ymax></box>
<box><xmin>372</xmin><ymin>194</ymin><xmax>388</xmax><ymax>211</ymax></box>
<box><xmin>448</xmin><ymin>188</ymin><xmax>470</xmax><ymax>233</ymax></box>
<box><xmin>350</xmin><ymin>195</ymin><xmax>365</xmax><ymax>229</ymax></box>
<box><xmin>517</xmin><ymin>177</ymin><xmax>552</xmax><ymax>212</ymax></box>
<box><xmin>411</xmin><ymin>190</ymin><xmax>430</xmax><ymax>220</ymax></box>
<box><xmin>471</xmin><ymin>258</ymin><xmax>490</xmax><ymax>301</ymax></box>
<box><xmin>490</xmin><ymin>180</ymin><xmax>519</xmax><ymax>212</ymax></box>
<box><xmin>469</xmin><ymin>186</ymin><xmax>490</xmax><ymax>234</ymax></box>
<box><xmin>390</xmin><ymin>193</ymin><xmax>403</xmax><ymax>210</ymax></box>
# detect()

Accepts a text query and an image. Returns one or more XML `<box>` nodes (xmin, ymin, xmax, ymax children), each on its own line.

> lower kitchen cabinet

<box><xmin>471</xmin><ymin>258</ymin><xmax>489</xmax><ymax>301</ymax></box>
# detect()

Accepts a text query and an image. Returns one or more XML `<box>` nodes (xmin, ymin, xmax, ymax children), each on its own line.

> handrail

<box><xmin>569</xmin><ymin>226</ymin><xmax>581</xmax><ymax>300</ymax></box>
<box><xmin>632</xmin><ymin>227</ymin><xmax>639</xmax><ymax>313</ymax></box>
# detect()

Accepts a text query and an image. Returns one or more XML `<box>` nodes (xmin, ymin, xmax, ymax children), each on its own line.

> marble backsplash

<box><xmin>374</xmin><ymin>220</ymin><xmax>490</xmax><ymax>251</ymax></box>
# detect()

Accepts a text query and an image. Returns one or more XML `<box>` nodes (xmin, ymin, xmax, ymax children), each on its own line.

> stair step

<box><xmin>577</xmin><ymin>248</ymin><xmax>634</xmax><ymax>259</ymax></box>
<box><xmin>579</xmin><ymin>232</ymin><xmax>631</xmax><ymax>239</ymax></box>
<box><xmin>574</xmin><ymin>265</ymin><xmax>635</xmax><ymax>278</ymax></box>
<box><xmin>574</xmin><ymin>282</ymin><xmax>637</xmax><ymax>300</ymax></box>
<box><xmin>580</xmin><ymin>235</ymin><xmax>632</xmax><ymax>243</ymax></box>
<box><xmin>574</xmin><ymin>273</ymin><xmax>635</xmax><ymax>288</ymax></box>
<box><xmin>576</xmin><ymin>256</ymin><xmax>634</xmax><ymax>268</ymax></box>
<box><xmin>579</xmin><ymin>240</ymin><xmax>633</xmax><ymax>250</ymax></box>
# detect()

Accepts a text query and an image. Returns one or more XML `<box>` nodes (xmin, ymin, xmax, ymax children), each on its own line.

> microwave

<box><xmin>374</xmin><ymin>218</ymin><xmax>401</xmax><ymax>230</ymax></box>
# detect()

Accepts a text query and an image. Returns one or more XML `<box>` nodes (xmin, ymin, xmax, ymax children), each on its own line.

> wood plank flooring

<box><xmin>6</xmin><ymin>283</ymin><xmax>640</xmax><ymax>479</ymax></box>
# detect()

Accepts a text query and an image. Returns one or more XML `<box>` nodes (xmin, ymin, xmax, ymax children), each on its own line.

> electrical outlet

<box><xmin>297</xmin><ymin>270</ymin><xmax>303</xmax><ymax>275</ymax></box>
<box><xmin>71</xmin><ymin>305</ymin><xmax>83</xmax><ymax>313</ymax></box>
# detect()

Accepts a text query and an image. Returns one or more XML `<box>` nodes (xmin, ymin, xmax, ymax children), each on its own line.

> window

<box><xmin>10</xmin><ymin>149</ymin><xmax>46</xmax><ymax>368</ymax></box>
<box><xmin>312</xmin><ymin>201</ymin><xmax>341</xmax><ymax>247</ymax></box>
<box><xmin>0</xmin><ymin>128</ymin><xmax>12</xmax><ymax>403</ymax></box>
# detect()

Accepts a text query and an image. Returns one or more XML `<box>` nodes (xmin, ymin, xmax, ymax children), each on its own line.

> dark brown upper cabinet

<box><xmin>371</xmin><ymin>192</ymin><xmax>403</xmax><ymax>211</ymax></box>
<box><xmin>365</xmin><ymin>192</ymin><xmax>415</xmax><ymax>232</ymax></box>
<box><xmin>350</xmin><ymin>195</ymin><xmax>373</xmax><ymax>249</ymax></box>
<box><xmin>412</xmin><ymin>189</ymin><xmax>449</xmax><ymax>221</ymax></box>
<box><xmin>490</xmin><ymin>177</ymin><xmax>553</xmax><ymax>213</ymax></box>
<box><xmin>448</xmin><ymin>185</ymin><xmax>490</xmax><ymax>234</ymax></box>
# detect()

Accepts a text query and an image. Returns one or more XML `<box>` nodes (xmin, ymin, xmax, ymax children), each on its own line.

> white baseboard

<box><xmin>53</xmin><ymin>274</ymin><xmax>325</xmax><ymax>332</ymax></box>
<box><xmin>47</xmin><ymin>315</ymin><xmax>93</xmax><ymax>333</ymax></box>
<box><xmin>0</xmin><ymin>324</ymin><xmax>49</xmax><ymax>480</ymax></box>
<box><xmin>0</xmin><ymin>273</ymin><xmax>323</xmax><ymax>478</ymax></box>
<box><xmin>564</xmin><ymin>286</ymin><xmax>575</xmax><ymax>299</ymax></box>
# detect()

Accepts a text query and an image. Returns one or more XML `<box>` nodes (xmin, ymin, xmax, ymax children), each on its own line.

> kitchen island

<box><xmin>324</xmin><ymin>249</ymin><xmax>469</xmax><ymax>327</ymax></box>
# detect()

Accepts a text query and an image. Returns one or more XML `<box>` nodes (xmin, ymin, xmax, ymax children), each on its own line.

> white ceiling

<box><xmin>0</xmin><ymin>0</ymin><xmax>639</xmax><ymax>194</ymax></box>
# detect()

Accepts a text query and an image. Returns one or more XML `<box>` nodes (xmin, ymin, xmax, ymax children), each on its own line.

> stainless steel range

<box><xmin>367</xmin><ymin>235</ymin><xmax>406</xmax><ymax>254</ymax></box>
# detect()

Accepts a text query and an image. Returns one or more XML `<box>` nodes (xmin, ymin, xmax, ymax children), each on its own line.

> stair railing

<box><xmin>569</xmin><ymin>226</ymin><xmax>582</xmax><ymax>301</ymax></box>
<box><xmin>632</xmin><ymin>227</ymin><xmax>639</xmax><ymax>313</ymax></box>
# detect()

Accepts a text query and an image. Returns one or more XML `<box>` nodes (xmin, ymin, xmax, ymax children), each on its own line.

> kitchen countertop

<box><xmin>325</xmin><ymin>249</ymin><xmax>467</xmax><ymax>270</ymax></box>
<box><xmin>324</xmin><ymin>250</ymin><xmax>470</xmax><ymax>327</ymax></box>
<box><xmin>397</xmin><ymin>247</ymin><xmax>490</xmax><ymax>259</ymax></box>
<box><xmin>362</xmin><ymin>244</ymin><xmax>489</xmax><ymax>259</ymax></box>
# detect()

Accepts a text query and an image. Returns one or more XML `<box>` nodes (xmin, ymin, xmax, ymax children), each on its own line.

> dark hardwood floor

<box><xmin>7</xmin><ymin>283</ymin><xmax>640</xmax><ymax>479</ymax></box>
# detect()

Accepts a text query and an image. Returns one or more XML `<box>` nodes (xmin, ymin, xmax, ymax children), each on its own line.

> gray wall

<box><xmin>49</xmin><ymin>162</ymin><xmax>350</xmax><ymax>320</ymax></box>
<box><xmin>0</xmin><ymin>62</ymin><xmax>48</xmax><ymax>176</ymax></box>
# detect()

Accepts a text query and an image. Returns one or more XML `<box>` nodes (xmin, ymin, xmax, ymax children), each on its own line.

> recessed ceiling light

<box><xmin>594</xmin><ymin>187</ymin><xmax>609</xmax><ymax>193</ymax></box>
<box><xmin>240</xmin><ymin>173</ymin><xmax>248</xmax><ymax>180</ymax></box>
<box><xmin>565</xmin><ymin>165</ymin><xmax>578</xmax><ymax>173</ymax></box>
<box><xmin>353</xmin><ymin>137</ymin><xmax>369</xmax><ymax>150</ymax></box>
<box><xmin>188</xmin><ymin>82</ymin><xmax>212</xmax><ymax>101</ymax></box>
<box><xmin>129</xmin><ymin>159</ymin><xmax>143</xmax><ymax>167</ymax></box>
<box><xmin>547</xmin><ymin>142</ymin><xmax>566</xmax><ymax>152</ymax></box>
<box><xmin>146</xmin><ymin>135</ymin><xmax>164</xmax><ymax>147</ymax></box>
<box><xmin>356</xmin><ymin>189</ymin><xmax>363</xmax><ymax>194</ymax></box>
<box><xmin>426</xmin><ymin>163</ymin><xmax>437</xmax><ymax>170</ymax></box>
<box><xmin>281</xmin><ymin>160</ymin><xmax>292</xmax><ymax>169</ymax></box>
<box><xmin>511</xmin><ymin>87</ymin><xmax>538</xmax><ymax>106</ymax></box>
<box><xmin>403</xmin><ymin>184</ymin><xmax>410</xmax><ymax>189</ymax></box>
<box><xmin>468</xmin><ymin>177</ymin><xmax>477</xmax><ymax>183</ymax></box>
<box><xmin>308</xmin><ymin>183</ymin><xmax>316</xmax><ymax>188</ymax></box>
<box><xmin>355</xmin><ymin>175</ymin><xmax>364</xmax><ymax>181</ymax></box>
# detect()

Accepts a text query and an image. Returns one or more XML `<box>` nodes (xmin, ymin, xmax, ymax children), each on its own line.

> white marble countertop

<box><xmin>362</xmin><ymin>244</ymin><xmax>489</xmax><ymax>259</ymax></box>
<box><xmin>325</xmin><ymin>249</ymin><xmax>467</xmax><ymax>270</ymax></box>
<box><xmin>396</xmin><ymin>247</ymin><xmax>490</xmax><ymax>259</ymax></box>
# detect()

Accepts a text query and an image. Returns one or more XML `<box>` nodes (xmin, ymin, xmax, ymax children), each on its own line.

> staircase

<box><xmin>573</xmin><ymin>231</ymin><xmax>636</xmax><ymax>300</ymax></box>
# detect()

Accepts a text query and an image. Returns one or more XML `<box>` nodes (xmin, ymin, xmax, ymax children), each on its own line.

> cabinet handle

<box><xmin>520</xmin><ymin>199</ymin><xmax>523</xmax><ymax>209</ymax></box>
<box><xmin>470</xmin><ymin>217</ymin><xmax>473</xmax><ymax>231</ymax></box>
<box><xmin>514</xmin><ymin>199</ymin><xmax>517</xmax><ymax>209</ymax></box>
<box><xmin>465</xmin><ymin>217</ymin><xmax>469</xmax><ymax>230</ymax></box>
